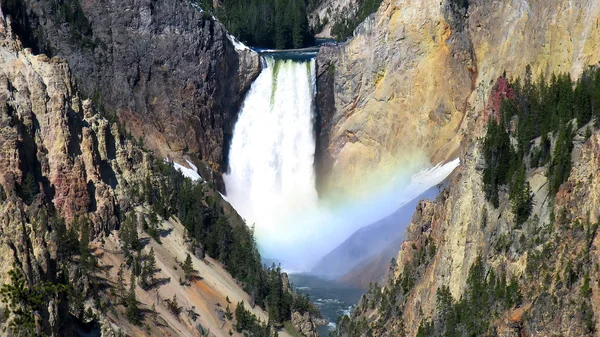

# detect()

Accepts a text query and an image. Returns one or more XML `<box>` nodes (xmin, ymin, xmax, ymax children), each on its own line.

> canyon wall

<box><xmin>3</xmin><ymin>0</ymin><xmax>260</xmax><ymax>187</ymax></box>
<box><xmin>0</xmin><ymin>10</ymin><xmax>149</xmax><ymax>333</ymax></box>
<box><xmin>309</xmin><ymin>0</ymin><xmax>357</xmax><ymax>37</ymax></box>
<box><xmin>0</xmin><ymin>11</ymin><xmax>278</xmax><ymax>336</ymax></box>
<box><xmin>317</xmin><ymin>1</ymin><xmax>600</xmax><ymax>335</ymax></box>
<box><xmin>316</xmin><ymin>0</ymin><xmax>600</xmax><ymax>197</ymax></box>
<box><xmin>333</xmin><ymin>77</ymin><xmax>600</xmax><ymax>336</ymax></box>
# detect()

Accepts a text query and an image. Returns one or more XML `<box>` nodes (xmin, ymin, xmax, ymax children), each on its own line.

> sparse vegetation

<box><xmin>166</xmin><ymin>295</ymin><xmax>181</xmax><ymax>317</ymax></box>
<box><xmin>125</xmin><ymin>272</ymin><xmax>140</xmax><ymax>324</ymax></box>
<box><xmin>182</xmin><ymin>253</ymin><xmax>195</xmax><ymax>281</ymax></box>
<box><xmin>51</xmin><ymin>0</ymin><xmax>96</xmax><ymax>49</ymax></box>
<box><xmin>332</xmin><ymin>65</ymin><xmax>600</xmax><ymax>337</ymax></box>
<box><xmin>0</xmin><ymin>266</ymin><xmax>68</xmax><ymax>336</ymax></box>
<box><xmin>234</xmin><ymin>301</ymin><xmax>270</xmax><ymax>336</ymax></box>
<box><xmin>483</xmin><ymin>65</ymin><xmax>600</xmax><ymax>222</ymax></box>
<box><xmin>330</xmin><ymin>0</ymin><xmax>382</xmax><ymax>41</ymax></box>
<box><xmin>416</xmin><ymin>258</ymin><xmax>522</xmax><ymax>337</ymax></box>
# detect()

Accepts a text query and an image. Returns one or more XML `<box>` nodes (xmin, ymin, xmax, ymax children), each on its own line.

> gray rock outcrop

<box><xmin>3</xmin><ymin>0</ymin><xmax>260</xmax><ymax>189</ymax></box>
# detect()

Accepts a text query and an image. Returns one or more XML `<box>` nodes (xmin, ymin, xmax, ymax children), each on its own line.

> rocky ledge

<box><xmin>292</xmin><ymin>311</ymin><xmax>329</xmax><ymax>337</ymax></box>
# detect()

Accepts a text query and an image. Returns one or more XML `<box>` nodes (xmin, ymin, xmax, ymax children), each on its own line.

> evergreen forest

<box><xmin>198</xmin><ymin>0</ymin><xmax>314</xmax><ymax>48</ymax></box>
<box><xmin>483</xmin><ymin>65</ymin><xmax>600</xmax><ymax>224</ymax></box>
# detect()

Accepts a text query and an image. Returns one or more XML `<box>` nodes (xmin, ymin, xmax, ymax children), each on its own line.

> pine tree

<box><xmin>585</xmin><ymin>126</ymin><xmax>592</xmax><ymax>141</ymax></box>
<box><xmin>291</xmin><ymin>0</ymin><xmax>307</xmax><ymax>48</ymax></box>
<box><xmin>126</xmin><ymin>272</ymin><xmax>139</xmax><ymax>324</ymax></box>
<box><xmin>548</xmin><ymin>122</ymin><xmax>574</xmax><ymax>195</ymax></box>
<box><xmin>235</xmin><ymin>301</ymin><xmax>246</xmax><ymax>332</ymax></box>
<box><xmin>506</xmin><ymin>276</ymin><xmax>522</xmax><ymax>308</ymax></box>
<box><xmin>134</xmin><ymin>252</ymin><xmax>143</xmax><ymax>277</ymax></box>
<box><xmin>435</xmin><ymin>286</ymin><xmax>456</xmax><ymax>337</ymax></box>
<box><xmin>119</xmin><ymin>213</ymin><xmax>140</xmax><ymax>252</ymax></box>
<box><xmin>574</xmin><ymin>77</ymin><xmax>593</xmax><ymax>125</ymax></box>
<box><xmin>182</xmin><ymin>253</ymin><xmax>195</xmax><ymax>281</ymax></box>
<box><xmin>130</xmin><ymin>215</ymin><xmax>140</xmax><ymax>251</ymax></box>
<box><xmin>119</xmin><ymin>215</ymin><xmax>131</xmax><ymax>252</ymax></box>
<box><xmin>79</xmin><ymin>217</ymin><xmax>95</xmax><ymax>272</ymax></box>
<box><xmin>21</xmin><ymin>172</ymin><xmax>38</xmax><ymax>204</ymax></box>
<box><xmin>144</xmin><ymin>174</ymin><xmax>153</xmax><ymax>205</ymax></box>
<box><xmin>147</xmin><ymin>211</ymin><xmax>162</xmax><ymax>244</ymax></box>
<box><xmin>168</xmin><ymin>295</ymin><xmax>181</xmax><ymax>316</ymax></box>
<box><xmin>509</xmin><ymin>163</ymin><xmax>533</xmax><ymax>225</ymax></box>
<box><xmin>141</xmin><ymin>216</ymin><xmax>149</xmax><ymax>232</ymax></box>
<box><xmin>581</xmin><ymin>273</ymin><xmax>592</xmax><ymax>298</ymax></box>
<box><xmin>140</xmin><ymin>260</ymin><xmax>149</xmax><ymax>289</ymax></box>
<box><xmin>141</xmin><ymin>247</ymin><xmax>158</xmax><ymax>289</ymax></box>
<box><xmin>54</xmin><ymin>215</ymin><xmax>79</xmax><ymax>260</ymax></box>
<box><xmin>266</xmin><ymin>265</ymin><xmax>283</xmax><ymax>325</ymax></box>
<box><xmin>0</xmin><ymin>268</ymin><xmax>39</xmax><ymax>336</ymax></box>
<box><xmin>146</xmin><ymin>247</ymin><xmax>157</xmax><ymax>283</ymax></box>
<box><xmin>482</xmin><ymin>113</ymin><xmax>512</xmax><ymax>208</ymax></box>
<box><xmin>116</xmin><ymin>264</ymin><xmax>126</xmax><ymax>302</ymax></box>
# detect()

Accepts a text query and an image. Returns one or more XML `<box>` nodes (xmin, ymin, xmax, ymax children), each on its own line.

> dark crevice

<box><xmin>88</xmin><ymin>120</ymin><xmax>118</xmax><ymax>189</ymax></box>
<box><xmin>67</xmin><ymin>107</ymin><xmax>83</xmax><ymax>157</ymax></box>
<box><xmin>105</xmin><ymin>123</ymin><xmax>117</xmax><ymax>160</ymax></box>
<box><xmin>314</xmin><ymin>59</ymin><xmax>336</xmax><ymax>197</ymax></box>
<box><xmin>99</xmin><ymin>161</ymin><xmax>117</xmax><ymax>189</ymax></box>
<box><xmin>16</xmin><ymin>109</ymin><xmax>49</xmax><ymax>203</ymax></box>
<box><xmin>86</xmin><ymin>180</ymin><xmax>97</xmax><ymax>212</ymax></box>
<box><xmin>1</xmin><ymin>0</ymin><xmax>51</xmax><ymax>55</ymax></box>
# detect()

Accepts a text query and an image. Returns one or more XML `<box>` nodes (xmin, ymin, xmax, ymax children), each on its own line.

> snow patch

<box><xmin>165</xmin><ymin>158</ymin><xmax>202</xmax><ymax>181</ymax></box>
<box><xmin>398</xmin><ymin>157</ymin><xmax>461</xmax><ymax>206</ymax></box>
<box><xmin>227</xmin><ymin>34</ymin><xmax>251</xmax><ymax>52</ymax></box>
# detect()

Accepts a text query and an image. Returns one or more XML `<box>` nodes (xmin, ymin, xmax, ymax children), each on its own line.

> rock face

<box><xmin>4</xmin><ymin>0</ymin><xmax>260</xmax><ymax>186</ymax></box>
<box><xmin>337</xmin><ymin>238</ymin><xmax>401</xmax><ymax>290</ymax></box>
<box><xmin>280</xmin><ymin>272</ymin><xmax>327</xmax><ymax>337</ymax></box>
<box><xmin>316</xmin><ymin>0</ymin><xmax>600</xmax><ymax>197</ymax></box>
<box><xmin>0</xmin><ymin>9</ymin><xmax>154</xmax><ymax>334</ymax></box>
<box><xmin>0</xmin><ymin>9</ymin><xmax>151</xmax><ymax>237</ymax></box>
<box><xmin>0</xmin><ymin>2</ymin><xmax>143</xmax><ymax>243</ymax></box>
<box><xmin>309</xmin><ymin>0</ymin><xmax>357</xmax><ymax>37</ymax></box>
<box><xmin>291</xmin><ymin>311</ymin><xmax>322</xmax><ymax>337</ymax></box>
<box><xmin>315</xmin><ymin>45</ymin><xmax>340</xmax><ymax>193</ymax></box>
<box><xmin>331</xmin><ymin>71</ymin><xmax>600</xmax><ymax>336</ymax></box>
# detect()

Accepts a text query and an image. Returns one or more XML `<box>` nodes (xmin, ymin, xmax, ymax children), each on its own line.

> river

<box><xmin>288</xmin><ymin>274</ymin><xmax>365</xmax><ymax>336</ymax></box>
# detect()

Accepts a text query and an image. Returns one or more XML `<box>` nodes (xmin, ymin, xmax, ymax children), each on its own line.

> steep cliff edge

<box><xmin>2</xmin><ymin>0</ymin><xmax>260</xmax><ymax>188</ymax></box>
<box><xmin>316</xmin><ymin>0</ymin><xmax>600</xmax><ymax>197</ymax></box>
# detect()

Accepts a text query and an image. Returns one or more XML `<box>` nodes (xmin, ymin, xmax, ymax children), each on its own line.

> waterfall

<box><xmin>224</xmin><ymin>54</ymin><xmax>461</xmax><ymax>270</ymax></box>
<box><xmin>224</xmin><ymin>56</ymin><xmax>319</xmax><ymax>251</ymax></box>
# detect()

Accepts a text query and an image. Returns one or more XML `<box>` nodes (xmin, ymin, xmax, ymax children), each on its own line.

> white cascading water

<box><xmin>225</xmin><ymin>55</ymin><xmax>461</xmax><ymax>270</ymax></box>
<box><xmin>224</xmin><ymin>56</ymin><xmax>319</xmax><ymax>255</ymax></box>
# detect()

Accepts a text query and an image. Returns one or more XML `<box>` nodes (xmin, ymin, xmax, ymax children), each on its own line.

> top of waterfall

<box><xmin>251</xmin><ymin>37</ymin><xmax>336</xmax><ymax>60</ymax></box>
<box><xmin>256</xmin><ymin>48</ymin><xmax>318</xmax><ymax>61</ymax></box>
